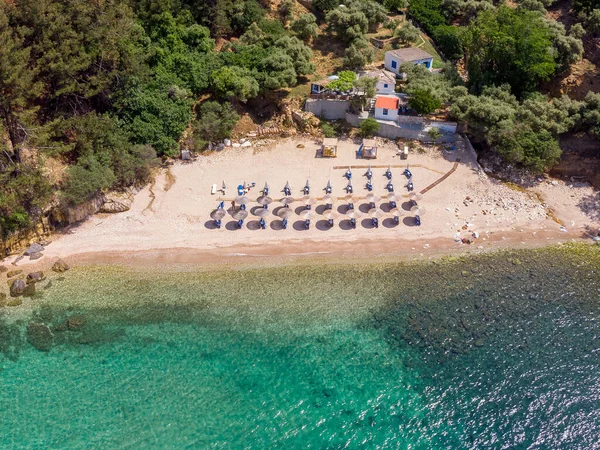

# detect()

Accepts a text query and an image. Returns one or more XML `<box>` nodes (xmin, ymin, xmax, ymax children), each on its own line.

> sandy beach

<box><xmin>3</xmin><ymin>136</ymin><xmax>599</xmax><ymax>269</ymax></box>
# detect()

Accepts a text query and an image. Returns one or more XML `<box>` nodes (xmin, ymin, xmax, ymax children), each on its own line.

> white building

<box><xmin>361</xmin><ymin>69</ymin><xmax>397</xmax><ymax>94</ymax></box>
<box><xmin>373</xmin><ymin>95</ymin><xmax>400</xmax><ymax>121</ymax></box>
<box><xmin>384</xmin><ymin>48</ymin><xmax>434</xmax><ymax>75</ymax></box>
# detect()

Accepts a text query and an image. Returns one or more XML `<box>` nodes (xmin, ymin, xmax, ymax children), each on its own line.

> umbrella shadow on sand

<box><xmin>403</xmin><ymin>216</ymin><xmax>418</xmax><ymax>227</ymax></box>
<box><xmin>315</xmin><ymin>220</ymin><xmax>332</xmax><ymax>231</ymax></box>
<box><xmin>292</xmin><ymin>220</ymin><xmax>309</xmax><ymax>231</ymax></box>
<box><xmin>401</xmin><ymin>201</ymin><xmax>413</xmax><ymax>211</ymax></box>
<box><xmin>315</xmin><ymin>204</ymin><xmax>329</xmax><ymax>215</ymax></box>
<box><xmin>382</xmin><ymin>218</ymin><xmax>398</xmax><ymax>228</ymax></box>
<box><xmin>337</xmin><ymin>204</ymin><xmax>350</xmax><ymax>215</ymax></box>
<box><xmin>361</xmin><ymin>218</ymin><xmax>377</xmax><ymax>229</ymax></box>
<box><xmin>204</xmin><ymin>220</ymin><xmax>219</xmax><ymax>230</ymax></box>
<box><xmin>339</xmin><ymin>219</ymin><xmax>355</xmax><ymax>230</ymax></box>
<box><xmin>246</xmin><ymin>220</ymin><xmax>264</xmax><ymax>230</ymax></box>
<box><xmin>270</xmin><ymin>220</ymin><xmax>285</xmax><ymax>231</ymax></box>
<box><xmin>225</xmin><ymin>221</ymin><xmax>240</xmax><ymax>231</ymax></box>
<box><xmin>358</xmin><ymin>203</ymin><xmax>372</xmax><ymax>214</ymax></box>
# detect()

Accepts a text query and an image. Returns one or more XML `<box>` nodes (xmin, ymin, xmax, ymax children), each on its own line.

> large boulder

<box><xmin>29</xmin><ymin>252</ymin><xmax>43</xmax><ymax>260</ymax></box>
<box><xmin>26</xmin><ymin>271</ymin><xmax>45</xmax><ymax>284</ymax></box>
<box><xmin>10</xmin><ymin>279</ymin><xmax>26</xmax><ymax>297</ymax></box>
<box><xmin>99</xmin><ymin>192</ymin><xmax>133</xmax><ymax>213</ymax></box>
<box><xmin>27</xmin><ymin>323</ymin><xmax>54</xmax><ymax>351</ymax></box>
<box><xmin>6</xmin><ymin>269</ymin><xmax>23</xmax><ymax>278</ymax></box>
<box><xmin>52</xmin><ymin>259</ymin><xmax>70</xmax><ymax>273</ymax></box>
<box><xmin>24</xmin><ymin>243</ymin><xmax>44</xmax><ymax>256</ymax></box>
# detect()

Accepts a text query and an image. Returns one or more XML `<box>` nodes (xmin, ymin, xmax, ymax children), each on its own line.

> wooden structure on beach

<box><xmin>360</xmin><ymin>139</ymin><xmax>378</xmax><ymax>159</ymax></box>
<box><xmin>321</xmin><ymin>138</ymin><xmax>338</xmax><ymax>158</ymax></box>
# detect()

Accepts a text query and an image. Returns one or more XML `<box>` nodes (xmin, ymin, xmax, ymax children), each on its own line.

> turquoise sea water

<box><xmin>1</xmin><ymin>246</ymin><xmax>600</xmax><ymax>449</ymax></box>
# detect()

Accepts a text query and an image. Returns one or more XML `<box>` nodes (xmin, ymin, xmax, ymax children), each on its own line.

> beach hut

<box><xmin>361</xmin><ymin>139</ymin><xmax>378</xmax><ymax>159</ymax></box>
<box><xmin>321</xmin><ymin>138</ymin><xmax>338</xmax><ymax>158</ymax></box>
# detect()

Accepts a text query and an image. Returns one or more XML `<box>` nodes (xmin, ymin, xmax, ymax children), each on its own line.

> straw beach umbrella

<box><xmin>280</xmin><ymin>196</ymin><xmax>295</xmax><ymax>206</ymax></box>
<box><xmin>410</xmin><ymin>205</ymin><xmax>426</xmax><ymax>216</ymax></box>
<box><xmin>231</xmin><ymin>209</ymin><xmax>248</xmax><ymax>220</ymax></box>
<box><xmin>277</xmin><ymin>208</ymin><xmax>294</xmax><ymax>219</ymax></box>
<box><xmin>257</xmin><ymin>195</ymin><xmax>273</xmax><ymax>206</ymax></box>
<box><xmin>235</xmin><ymin>195</ymin><xmax>250</xmax><ymax>205</ymax></box>
<box><xmin>408</xmin><ymin>192</ymin><xmax>423</xmax><ymax>203</ymax></box>
<box><xmin>210</xmin><ymin>209</ymin><xmax>227</xmax><ymax>220</ymax></box>
<box><xmin>369</xmin><ymin>208</ymin><xmax>383</xmax><ymax>218</ymax></box>
<box><xmin>298</xmin><ymin>209</ymin><xmax>312</xmax><ymax>220</ymax></box>
<box><xmin>254</xmin><ymin>208</ymin><xmax>270</xmax><ymax>218</ymax></box>
<box><xmin>366</xmin><ymin>193</ymin><xmax>381</xmax><ymax>204</ymax></box>
<box><xmin>277</xmin><ymin>207</ymin><xmax>293</xmax><ymax>229</ymax></box>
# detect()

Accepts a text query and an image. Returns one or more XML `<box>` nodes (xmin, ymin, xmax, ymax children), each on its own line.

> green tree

<box><xmin>62</xmin><ymin>156</ymin><xmax>116</xmax><ymax>206</ymax></box>
<box><xmin>313</xmin><ymin>0</ymin><xmax>339</xmax><ymax>13</ymax></box>
<box><xmin>395</xmin><ymin>22</ymin><xmax>420</xmax><ymax>44</ymax></box>
<box><xmin>210</xmin><ymin>66</ymin><xmax>260</xmax><ymax>101</ymax></box>
<box><xmin>327</xmin><ymin>71</ymin><xmax>357</xmax><ymax>91</ymax></box>
<box><xmin>353</xmin><ymin>76</ymin><xmax>378</xmax><ymax>99</ymax></box>
<box><xmin>291</xmin><ymin>13</ymin><xmax>319</xmax><ymax>41</ymax></box>
<box><xmin>408</xmin><ymin>89</ymin><xmax>442</xmax><ymax>114</ymax></box>
<box><xmin>326</xmin><ymin>8</ymin><xmax>368</xmax><ymax>43</ymax></box>
<box><xmin>0</xmin><ymin>8</ymin><xmax>41</xmax><ymax>162</ymax></box>
<box><xmin>359</xmin><ymin>118</ymin><xmax>380</xmax><ymax>137</ymax></box>
<box><xmin>192</xmin><ymin>101</ymin><xmax>240</xmax><ymax>149</ymax></box>
<box><xmin>255</xmin><ymin>50</ymin><xmax>298</xmax><ymax>89</ymax></box>
<box><xmin>279</xmin><ymin>0</ymin><xmax>295</xmax><ymax>23</ymax></box>
<box><xmin>489</xmin><ymin>123</ymin><xmax>561</xmax><ymax>172</ymax></box>
<box><xmin>345</xmin><ymin>0</ymin><xmax>387</xmax><ymax>32</ymax></box>
<box><xmin>343</xmin><ymin>38</ymin><xmax>376</xmax><ymax>69</ymax></box>
<box><xmin>585</xmin><ymin>10</ymin><xmax>600</xmax><ymax>35</ymax></box>
<box><xmin>432</xmin><ymin>25</ymin><xmax>464</xmax><ymax>61</ymax></box>
<box><xmin>464</xmin><ymin>6</ymin><xmax>556</xmax><ymax>96</ymax></box>
<box><xmin>573</xmin><ymin>0</ymin><xmax>600</xmax><ymax>14</ymax></box>
<box><xmin>274</xmin><ymin>36</ymin><xmax>315</xmax><ymax>76</ymax></box>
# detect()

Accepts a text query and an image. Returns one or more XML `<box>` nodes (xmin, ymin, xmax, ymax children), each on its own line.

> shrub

<box><xmin>321</xmin><ymin>121</ymin><xmax>336</xmax><ymax>137</ymax></box>
<box><xmin>359</xmin><ymin>117</ymin><xmax>380</xmax><ymax>137</ymax></box>
<box><xmin>291</xmin><ymin>14</ymin><xmax>319</xmax><ymax>41</ymax></box>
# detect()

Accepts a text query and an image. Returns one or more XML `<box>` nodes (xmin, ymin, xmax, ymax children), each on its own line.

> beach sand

<box><xmin>3</xmin><ymin>136</ymin><xmax>599</xmax><ymax>270</ymax></box>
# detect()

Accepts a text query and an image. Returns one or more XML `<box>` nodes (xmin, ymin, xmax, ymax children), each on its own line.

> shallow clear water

<box><xmin>1</xmin><ymin>246</ymin><xmax>600</xmax><ymax>449</ymax></box>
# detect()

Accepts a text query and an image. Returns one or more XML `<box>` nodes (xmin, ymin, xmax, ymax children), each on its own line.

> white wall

<box><xmin>304</xmin><ymin>99</ymin><xmax>350</xmax><ymax>120</ymax></box>
<box><xmin>374</xmin><ymin>107</ymin><xmax>399</xmax><ymax>121</ymax></box>
<box><xmin>376</xmin><ymin>79</ymin><xmax>395</xmax><ymax>94</ymax></box>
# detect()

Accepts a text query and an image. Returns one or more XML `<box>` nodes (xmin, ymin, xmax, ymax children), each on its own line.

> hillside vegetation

<box><xmin>1</xmin><ymin>0</ymin><xmax>599</xmax><ymax>242</ymax></box>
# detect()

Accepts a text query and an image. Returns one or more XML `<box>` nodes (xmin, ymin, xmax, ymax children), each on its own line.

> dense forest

<box><xmin>1</xmin><ymin>0</ymin><xmax>599</xmax><ymax>241</ymax></box>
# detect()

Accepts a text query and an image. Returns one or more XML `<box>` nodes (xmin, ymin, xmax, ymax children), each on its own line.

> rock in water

<box><xmin>6</xmin><ymin>269</ymin><xmax>23</xmax><ymax>278</ymax></box>
<box><xmin>0</xmin><ymin>293</ymin><xmax>7</xmax><ymax>307</ymax></box>
<box><xmin>23</xmin><ymin>283</ymin><xmax>35</xmax><ymax>297</ymax></box>
<box><xmin>27</xmin><ymin>323</ymin><xmax>54</xmax><ymax>351</ymax></box>
<box><xmin>67</xmin><ymin>315</ymin><xmax>86</xmax><ymax>330</ymax></box>
<box><xmin>24</xmin><ymin>243</ymin><xmax>44</xmax><ymax>256</ymax></box>
<box><xmin>52</xmin><ymin>259</ymin><xmax>70</xmax><ymax>273</ymax></box>
<box><xmin>7</xmin><ymin>298</ymin><xmax>22</xmax><ymax>307</ymax></box>
<box><xmin>10</xmin><ymin>279</ymin><xmax>26</xmax><ymax>297</ymax></box>
<box><xmin>26</xmin><ymin>271</ymin><xmax>45</xmax><ymax>284</ymax></box>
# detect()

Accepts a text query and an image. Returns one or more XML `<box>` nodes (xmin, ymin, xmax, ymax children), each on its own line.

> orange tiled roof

<box><xmin>374</xmin><ymin>96</ymin><xmax>399</xmax><ymax>109</ymax></box>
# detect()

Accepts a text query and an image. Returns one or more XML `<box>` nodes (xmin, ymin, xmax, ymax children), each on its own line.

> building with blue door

<box><xmin>384</xmin><ymin>48</ymin><xmax>434</xmax><ymax>77</ymax></box>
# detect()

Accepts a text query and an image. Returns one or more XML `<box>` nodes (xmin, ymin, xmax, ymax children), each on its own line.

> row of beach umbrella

<box><xmin>210</xmin><ymin>191</ymin><xmax>425</xmax><ymax>229</ymax></box>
